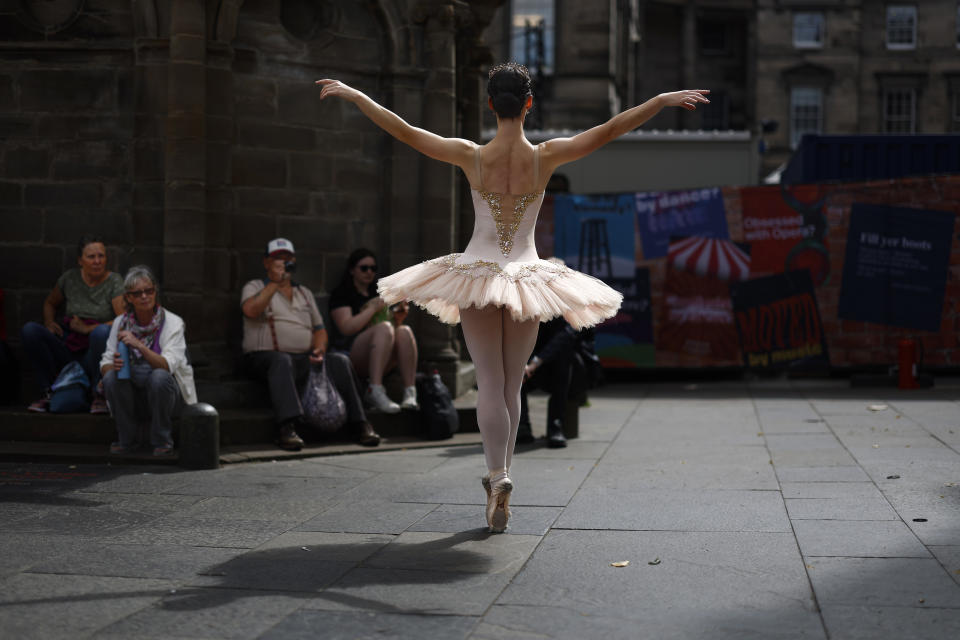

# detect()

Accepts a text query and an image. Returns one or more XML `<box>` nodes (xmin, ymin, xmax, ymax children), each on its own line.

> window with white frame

<box><xmin>793</xmin><ymin>12</ymin><xmax>825</xmax><ymax>48</ymax></box>
<box><xmin>790</xmin><ymin>87</ymin><xmax>823</xmax><ymax>148</ymax></box>
<box><xmin>511</xmin><ymin>0</ymin><xmax>555</xmax><ymax>74</ymax></box>
<box><xmin>886</xmin><ymin>5</ymin><xmax>917</xmax><ymax>49</ymax></box>
<box><xmin>883</xmin><ymin>89</ymin><xmax>916</xmax><ymax>133</ymax></box>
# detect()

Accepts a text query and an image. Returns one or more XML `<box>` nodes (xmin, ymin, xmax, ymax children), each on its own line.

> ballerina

<box><xmin>317</xmin><ymin>63</ymin><xmax>708</xmax><ymax>532</ymax></box>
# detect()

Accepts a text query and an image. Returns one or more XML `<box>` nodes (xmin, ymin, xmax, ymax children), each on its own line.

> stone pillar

<box><xmin>412</xmin><ymin>0</ymin><xmax>462</xmax><ymax>390</ymax></box>
<box><xmin>163</xmin><ymin>0</ymin><xmax>206</xmax><ymax>333</ymax></box>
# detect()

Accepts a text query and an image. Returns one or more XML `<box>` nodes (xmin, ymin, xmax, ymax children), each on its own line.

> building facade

<box><xmin>485</xmin><ymin>1</ymin><xmax>960</xmax><ymax>178</ymax></box>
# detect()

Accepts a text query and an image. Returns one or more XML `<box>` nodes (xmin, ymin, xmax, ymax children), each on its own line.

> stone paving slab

<box><xmin>308</xmin><ymin>567</ymin><xmax>514</xmax><ymax>616</ymax></box>
<box><xmin>0</xmin><ymin>573</ymin><xmax>173</xmax><ymax>640</ymax></box>
<box><xmin>780</xmin><ymin>482</ymin><xmax>882</xmax><ymax>499</ymax></box>
<box><xmin>473</xmin><ymin>602</ymin><xmax>826</xmax><ymax>640</ymax></box>
<box><xmin>407</xmin><ymin>503</ymin><xmax>562</xmax><ymax>536</ymax></box>
<box><xmin>805</xmin><ymin>557</ymin><xmax>960</xmax><ymax>608</ymax></box>
<box><xmin>784</xmin><ymin>496</ymin><xmax>900</xmax><ymax>521</ymax></box>
<box><xmin>294</xmin><ymin>500</ymin><xmax>439</xmax><ymax>535</ymax></box>
<box><xmin>106</xmin><ymin>516</ymin><xmax>298</xmax><ymax>549</ymax></box>
<box><xmin>556</xmin><ymin>487</ymin><xmax>790</xmax><ymax>531</ymax></box>
<box><xmin>775</xmin><ymin>465</ymin><xmax>872</xmax><ymax>483</ymax></box>
<box><xmin>818</xmin><ymin>605</ymin><xmax>960</xmax><ymax>640</ymax></box>
<box><xmin>92</xmin><ymin>587</ymin><xmax>308</xmax><ymax>639</ymax></box>
<box><xmin>27</xmin><ymin>541</ymin><xmax>242</xmax><ymax>580</ymax></box>
<box><xmin>171</xmin><ymin>495</ymin><xmax>339</xmax><ymax>522</ymax></box>
<box><xmin>930</xmin><ymin>546</ymin><xmax>960</xmax><ymax>586</ymax></box>
<box><xmin>258</xmin><ymin>609</ymin><xmax>478</xmax><ymax>640</ymax></box>
<box><xmin>882</xmin><ymin>489</ymin><xmax>960</xmax><ymax>546</ymax></box>
<box><xmin>363</xmin><ymin>531</ymin><xmax>541</xmax><ymax>576</ymax></box>
<box><xmin>494</xmin><ymin>529</ymin><xmax>823</xmax><ymax>638</ymax></box>
<box><xmin>792</xmin><ymin>520</ymin><xmax>931</xmax><ymax>558</ymax></box>
<box><xmin>582</xmin><ymin>452</ymin><xmax>778</xmax><ymax>490</ymax></box>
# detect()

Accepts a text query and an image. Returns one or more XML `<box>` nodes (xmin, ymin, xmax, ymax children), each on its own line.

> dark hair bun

<box><xmin>487</xmin><ymin>62</ymin><xmax>532</xmax><ymax>119</ymax></box>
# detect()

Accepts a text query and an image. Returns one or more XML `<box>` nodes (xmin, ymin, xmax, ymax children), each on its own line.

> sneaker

<box><xmin>400</xmin><ymin>385</ymin><xmax>419</xmax><ymax>411</ymax></box>
<box><xmin>90</xmin><ymin>394</ymin><xmax>109</xmax><ymax>415</ymax></box>
<box><xmin>364</xmin><ymin>384</ymin><xmax>400</xmax><ymax>414</ymax></box>
<box><xmin>278</xmin><ymin>424</ymin><xmax>304</xmax><ymax>451</ymax></box>
<box><xmin>27</xmin><ymin>390</ymin><xmax>51</xmax><ymax>413</ymax></box>
<box><xmin>110</xmin><ymin>442</ymin><xmax>134</xmax><ymax>455</ymax></box>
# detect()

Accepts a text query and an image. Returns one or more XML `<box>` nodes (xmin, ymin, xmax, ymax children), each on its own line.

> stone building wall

<box><xmin>1</xmin><ymin>0</ymin><xmax>504</xmax><ymax>398</ymax></box>
<box><xmin>757</xmin><ymin>0</ymin><xmax>960</xmax><ymax>177</ymax></box>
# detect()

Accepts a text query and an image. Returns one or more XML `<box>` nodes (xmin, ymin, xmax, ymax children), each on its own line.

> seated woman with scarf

<box><xmin>100</xmin><ymin>265</ymin><xmax>197</xmax><ymax>456</ymax></box>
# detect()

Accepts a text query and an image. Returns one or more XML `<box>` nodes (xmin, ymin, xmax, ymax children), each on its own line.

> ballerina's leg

<box><xmin>501</xmin><ymin>312</ymin><xmax>539</xmax><ymax>470</ymax></box>
<box><xmin>460</xmin><ymin>305</ymin><xmax>509</xmax><ymax>472</ymax></box>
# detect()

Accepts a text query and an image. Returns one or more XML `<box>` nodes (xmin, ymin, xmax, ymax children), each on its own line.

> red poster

<box><xmin>658</xmin><ymin>237</ymin><xmax>750</xmax><ymax>365</ymax></box>
<box><xmin>740</xmin><ymin>185</ymin><xmax>830</xmax><ymax>285</ymax></box>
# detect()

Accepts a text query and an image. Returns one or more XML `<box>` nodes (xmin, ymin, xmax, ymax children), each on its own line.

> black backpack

<box><xmin>415</xmin><ymin>371</ymin><xmax>459</xmax><ymax>440</ymax></box>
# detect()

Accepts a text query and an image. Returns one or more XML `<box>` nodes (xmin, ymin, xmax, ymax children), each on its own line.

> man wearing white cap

<box><xmin>241</xmin><ymin>238</ymin><xmax>380</xmax><ymax>450</ymax></box>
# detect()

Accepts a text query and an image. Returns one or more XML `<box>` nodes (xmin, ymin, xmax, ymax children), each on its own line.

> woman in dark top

<box><xmin>328</xmin><ymin>248</ymin><xmax>418</xmax><ymax>414</ymax></box>
<box><xmin>22</xmin><ymin>234</ymin><xmax>125</xmax><ymax>413</ymax></box>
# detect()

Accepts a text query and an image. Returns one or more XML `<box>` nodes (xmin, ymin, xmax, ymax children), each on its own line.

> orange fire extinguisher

<box><xmin>898</xmin><ymin>338</ymin><xmax>918</xmax><ymax>389</ymax></box>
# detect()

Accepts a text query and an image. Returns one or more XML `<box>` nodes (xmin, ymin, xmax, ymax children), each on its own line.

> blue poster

<box><xmin>635</xmin><ymin>187</ymin><xmax>729</xmax><ymax>259</ymax></box>
<box><xmin>838</xmin><ymin>204</ymin><xmax>954</xmax><ymax>332</ymax></box>
<box><xmin>596</xmin><ymin>268</ymin><xmax>654</xmax><ymax>368</ymax></box>
<box><xmin>553</xmin><ymin>194</ymin><xmax>636</xmax><ymax>279</ymax></box>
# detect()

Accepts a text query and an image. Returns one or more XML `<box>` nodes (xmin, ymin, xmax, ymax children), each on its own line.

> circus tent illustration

<box><xmin>667</xmin><ymin>236</ymin><xmax>751</xmax><ymax>282</ymax></box>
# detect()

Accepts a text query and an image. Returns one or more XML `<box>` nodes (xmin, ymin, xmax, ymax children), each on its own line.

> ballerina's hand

<box><xmin>660</xmin><ymin>89</ymin><xmax>710</xmax><ymax>111</ymax></box>
<box><xmin>315</xmin><ymin>79</ymin><xmax>362</xmax><ymax>102</ymax></box>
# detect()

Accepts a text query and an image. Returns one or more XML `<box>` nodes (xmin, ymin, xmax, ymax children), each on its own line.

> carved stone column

<box><xmin>411</xmin><ymin>0</ymin><xmax>463</xmax><ymax>389</ymax></box>
<box><xmin>163</xmin><ymin>0</ymin><xmax>207</xmax><ymax>333</ymax></box>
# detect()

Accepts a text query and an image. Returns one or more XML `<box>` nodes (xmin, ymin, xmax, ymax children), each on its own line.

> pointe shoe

<box><xmin>481</xmin><ymin>473</ymin><xmax>491</xmax><ymax>499</ymax></box>
<box><xmin>486</xmin><ymin>473</ymin><xmax>513</xmax><ymax>533</ymax></box>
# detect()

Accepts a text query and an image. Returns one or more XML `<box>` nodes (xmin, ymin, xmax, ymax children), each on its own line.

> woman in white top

<box><xmin>100</xmin><ymin>265</ymin><xmax>197</xmax><ymax>456</ymax></box>
<box><xmin>317</xmin><ymin>63</ymin><xmax>708</xmax><ymax>531</ymax></box>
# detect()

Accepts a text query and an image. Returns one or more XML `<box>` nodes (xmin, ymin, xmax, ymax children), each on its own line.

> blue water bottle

<box><xmin>117</xmin><ymin>342</ymin><xmax>131</xmax><ymax>379</ymax></box>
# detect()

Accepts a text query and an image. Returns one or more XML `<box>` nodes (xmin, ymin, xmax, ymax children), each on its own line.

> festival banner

<box><xmin>659</xmin><ymin>236</ymin><xmax>750</xmax><ymax>364</ymax></box>
<box><xmin>635</xmin><ymin>187</ymin><xmax>728</xmax><ymax>259</ymax></box>
<box><xmin>838</xmin><ymin>203</ymin><xmax>954</xmax><ymax>332</ymax></box>
<box><xmin>730</xmin><ymin>270</ymin><xmax>829</xmax><ymax>369</ymax></box>
<box><xmin>740</xmin><ymin>185</ymin><xmax>830</xmax><ymax>285</ymax></box>
<box><xmin>553</xmin><ymin>194</ymin><xmax>636</xmax><ymax>280</ymax></box>
<box><xmin>595</xmin><ymin>268</ymin><xmax>654</xmax><ymax>368</ymax></box>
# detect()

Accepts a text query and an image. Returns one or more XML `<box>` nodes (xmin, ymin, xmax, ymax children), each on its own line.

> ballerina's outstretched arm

<box><xmin>539</xmin><ymin>89</ymin><xmax>711</xmax><ymax>173</ymax></box>
<box><xmin>315</xmin><ymin>79</ymin><xmax>475</xmax><ymax>170</ymax></box>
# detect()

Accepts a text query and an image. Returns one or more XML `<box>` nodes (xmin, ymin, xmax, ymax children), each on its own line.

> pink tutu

<box><xmin>377</xmin><ymin>253</ymin><xmax>623</xmax><ymax>330</ymax></box>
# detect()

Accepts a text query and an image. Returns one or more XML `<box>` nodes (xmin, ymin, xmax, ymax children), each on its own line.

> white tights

<box><xmin>460</xmin><ymin>305</ymin><xmax>540</xmax><ymax>473</ymax></box>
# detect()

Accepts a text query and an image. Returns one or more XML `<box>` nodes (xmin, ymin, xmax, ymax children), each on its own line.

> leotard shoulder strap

<box><xmin>533</xmin><ymin>143</ymin><xmax>541</xmax><ymax>192</ymax></box>
<box><xmin>474</xmin><ymin>145</ymin><xmax>484</xmax><ymax>191</ymax></box>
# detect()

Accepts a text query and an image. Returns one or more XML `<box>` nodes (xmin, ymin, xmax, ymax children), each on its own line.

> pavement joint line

<box><xmin>751</xmin><ymin>389</ymin><xmax>832</xmax><ymax>640</ymax></box>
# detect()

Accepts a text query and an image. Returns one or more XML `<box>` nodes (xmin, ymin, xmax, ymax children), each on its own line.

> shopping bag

<box><xmin>49</xmin><ymin>361</ymin><xmax>91</xmax><ymax>413</ymax></box>
<box><xmin>301</xmin><ymin>362</ymin><xmax>347</xmax><ymax>433</ymax></box>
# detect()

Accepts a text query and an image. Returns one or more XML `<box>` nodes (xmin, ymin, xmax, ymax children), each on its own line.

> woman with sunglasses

<box><xmin>100</xmin><ymin>265</ymin><xmax>197</xmax><ymax>456</ymax></box>
<box><xmin>328</xmin><ymin>248</ymin><xmax>419</xmax><ymax>414</ymax></box>
<box><xmin>317</xmin><ymin>64</ymin><xmax>707</xmax><ymax>532</ymax></box>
